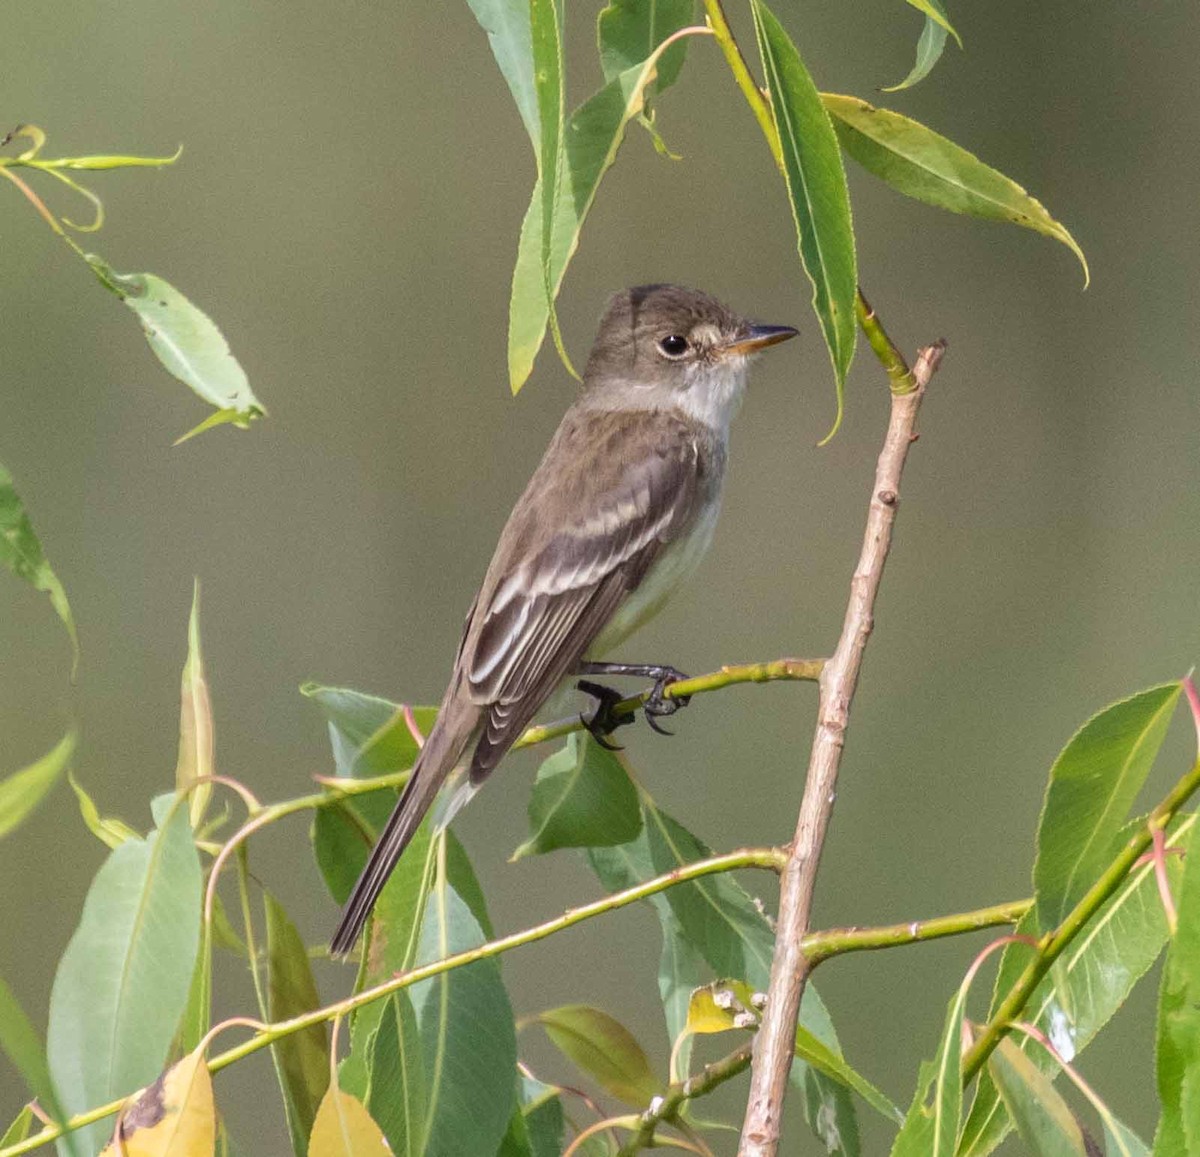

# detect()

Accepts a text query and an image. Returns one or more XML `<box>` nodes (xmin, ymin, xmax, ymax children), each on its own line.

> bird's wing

<box><xmin>460</xmin><ymin>408</ymin><xmax>708</xmax><ymax>781</ymax></box>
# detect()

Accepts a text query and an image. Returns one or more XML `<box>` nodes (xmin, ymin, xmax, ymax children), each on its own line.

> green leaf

<box><xmin>821</xmin><ymin>94</ymin><xmax>1089</xmax><ymax>286</ymax></box>
<box><xmin>901</xmin><ymin>0</ymin><xmax>961</xmax><ymax>45</ymax></box>
<box><xmin>341</xmin><ymin>823</ymin><xmax>435</xmax><ymax>1090</ymax></box>
<box><xmin>959</xmin><ymin>814</ymin><xmax>1196</xmax><ymax>1156</ymax></box>
<box><xmin>657</xmin><ymin>914</ymin><xmax>707</xmax><ymax>1077</ymax></box>
<box><xmin>518</xmin><ymin>1075</ymin><xmax>566</xmax><ymax>1157</ymax></box>
<box><xmin>464</xmin><ymin>0</ymin><xmax>539</xmax><ymax>147</ymax></box>
<box><xmin>0</xmin><ymin>974</ymin><xmax>75</xmax><ymax>1155</ymax></box>
<box><xmin>0</xmin><ymin>459</ymin><xmax>77</xmax><ymax>668</ymax></box>
<box><xmin>593</xmin><ymin>799</ymin><xmax>863</xmax><ymax>1155</ymax></box>
<box><xmin>530</xmin><ymin>0</ymin><xmax>565</xmax><ymax>337</ymax></box>
<box><xmin>0</xmin><ymin>731</ymin><xmax>75</xmax><ymax>841</ymax></box>
<box><xmin>883</xmin><ymin>14</ymin><xmax>948</xmax><ymax>92</ymax></box>
<box><xmin>508</xmin><ymin>36</ymin><xmax>701</xmax><ymax>392</ymax></box>
<box><xmin>312</xmin><ymin>798</ymin><xmax>387</xmax><ymax>905</ymax></box>
<box><xmin>46</xmin><ymin>793</ymin><xmax>202</xmax><ymax>1156</ymax></box>
<box><xmin>68</xmin><ymin>771</ymin><xmax>140</xmax><ymax>849</ymax></box>
<box><xmin>265</xmin><ymin>890</ymin><xmax>331</xmax><ymax>1155</ymax></box>
<box><xmin>308</xmin><ymin>1086</ymin><xmax>391</xmax><ymax>1157</ymax></box>
<box><xmin>512</xmin><ymin>733</ymin><xmax>641</xmax><ymax>859</ymax></box>
<box><xmin>409</xmin><ymin>850</ymin><xmax>517</xmax><ymax>1157</ymax></box>
<box><xmin>751</xmin><ymin>0</ymin><xmax>857</xmax><ymax>443</ymax></box>
<box><xmin>175</xmin><ymin>580</ymin><xmax>214</xmax><ymax>830</ymax></box>
<box><xmin>597</xmin><ymin>0</ymin><xmax>692</xmax><ymax>92</ymax></box>
<box><xmin>177</xmin><ymin>919</ymin><xmax>212</xmax><ymax>1055</ymax></box>
<box><xmin>685</xmin><ymin>980</ymin><xmax>898</xmax><ymax>1122</ymax></box>
<box><xmin>532</xmin><ymin>1005</ymin><xmax>660</xmax><ymax>1108</ymax></box>
<box><xmin>1155</xmin><ymin>806</ymin><xmax>1200</xmax><ymax>1154</ymax></box>
<box><xmin>364</xmin><ymin>993</ymin><xmax>426</xmax><ymax>1157</ymax></box>
<box><xmin>1036</xmin><ymin>683</ymin><xmax>1180</xmax><ymax>932</ymax></box>
<box><xmin>988</xmin><ymin>1036</ymin><xmax>1087</xmax><ymax>1156</ymax></box>
<box><xmin>889</xmin><ymin>975</ymin><xmax>969</xmax><ymax>1155</ymax></box>
<box><xmin>84</xmin><ymin>255</ymin><xmax>265</xmax><ymax>437</ymax></box>
<box><xmin>0</xmin><ymin>1105</ymin><xmax>34</xmax><ymax>1148</ymax></box>
<box><xmin>302</xmin><ymin>683</ymin><xmax>437</xmax><ymax>781</ymax></box>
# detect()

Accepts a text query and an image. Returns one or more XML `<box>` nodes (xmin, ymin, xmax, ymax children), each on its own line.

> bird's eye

<box><xmin>658</xmin><ymin>334</ymin><xmax>689</xmax><ymax>358</ymax></box>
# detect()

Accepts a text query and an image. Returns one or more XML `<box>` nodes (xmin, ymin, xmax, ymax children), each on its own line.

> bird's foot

<box><xmin>577</xmin><ymin>680</ymin><xmax>636</xmax><ymax>750</ymax></box>
<box><xmin>643</xmin><ymin>666</ymin><xmax>691</xmax><ymax>736</ymax></box>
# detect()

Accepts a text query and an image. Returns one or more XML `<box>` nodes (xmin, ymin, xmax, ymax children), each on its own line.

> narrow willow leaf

<box><xmin>793</xmin><ymin>1023</ymin><xmax>902</xmax><ymax>1125</ymax></box>
<box><xmin>902</xmin><ymin>0</ymin><xmax>961</xmax><ymax>45</ymax></box>
<box><xmin>533</xmin><ymin>1004</ymin><xmax>661</xmax><ymax>1108</ymax></box>
<box><xmin>68</xmin><ymin>771</ymin><xmax>139</xmax><ymax>849</ymax></box>
<box><xmin>822</xmin><ymin>94</ymin><xmax>1089</xmax><ymax>285</ymax></box>
<box><xmin>594</xmin><ymin>799</ymin><xmax>862</xmax><ymax>1154</ymax></box>
<box><xmin>1155</xmin><ymin>807</ymin><xmax>1200</xmax><ymax>1154</ymax></box>
<box><xmin>508</xmin><ymin>34</ymin><xmax>702</xmax><ymax>392</ymax></box>
<box><xmin>988</xmin><ymin>1037</ymin><xmax>1087</xmax><ymax>1156</ymax></box>
<box><xmin>1104</xmin><ymin>1115</ymin><xmax>1150</xmax><ymax>1157</ymax></box>
<box><xmin>519</xmin><ymin>1075</ymin><xmax>566</xmax><ymax>1157</ymax></box>
<box><xmin>0</xmin><ymin>974</ymin><xmax>74</xmax><ymax>1154</ymax></box>
<box><xmin>0</xmin><ymin>459</ymin><xmax>77</xmax><ymax>667</ymax></box>
<box><xmin>84</xmin><ymin>255</ymin><xmax>265</xmax><ymax>436</ymax></box>
<box><xmin>1035</xmin><ymin>683</ymin><xmax>1180</xmax><ymax>932</ymax></box>
<box><xmin>597</xmin><ymin>0</ymin><xmax>692</xmax><ymax>92</ymax></box>
<box><xmin>341</xmin><ymin>823</ymin><xmax>435</xmax><ymax>1089</ymax></box>
<box><xmin>512</xmin><ymin>733</ymin><xmax>641</xmax><ymax>859</ymax></box>
<box><xmin>751</xmin><ymin>0</ymin><xmax>857</xmax><ymax>441</ymax></box>
<box><xmin>465</xmin><ymin>0</ymin><xmax>539</xmax><ymax>147</ymax></box>
<box><xmin>658</xmin><ymin>911</ymin><xmax>707</xmax><ymax>1078</ymax></box>
<box><xmin>0</xmin><ymin>731</ymin><xmax>75</xmax><ymax>841</ymax></box>
<box><xmin>47</xmin><ymin>794</ymin><xmax>202</xmax><ymax>1156</ymax></box>
<box><xmin>98</xmin><ymin>1045</ymin><xmax>216</xmax><ymax>1157</ymax></box>
<box><xmin>530</xmin><ymin>0</ymin><xmax>565</xmax><ymax>332</ymax></box>
<box><xmin>409</xmin><ymin>856</ymin><xmax>517</xmax><ymax>1157</ymax></box>
<box><xmin>177</xmin><ymin>920</ymin><xmax>212</xmax><ymax>1055</ymax></box>
<box><xmin>175</xmin><ymin>581</ymin><xmax>214</xmax><ymax>830</ymax></box>
<box><xmin>312</xmin><ymin>799</ymin><xmax>382</xmax><ymax>905</ymax></box>
<box><xmin>883</xmin><ymin>15</ymin><xmax>948</xmax><ymax>92</ymax></box>
<box><xmin>265</xmin><ymin>891</ymin><xmax>330</xmax><ymax>1154</ymax></box>
<box><xmin>890</xmin><ymin>978</ymin><xmax>969</xmax><ymax>1155</ymax></box>
<box><xmin>958</xmin><ymin>815</ymin><xmax>1195</xmax><ymax>1156</ymax></box>
<box><xmin>308</xmin><ymin>1087</ymin><xmax>390</xmax><ymax>1157</ymax></box>
<box><xmin>364</xmin><ymin>994</ymin><xmax>426</xmax><ymax>1157</ymax></box>
<box><xmin>0</xmin><ymin>1105</ymin><xmax>34</xmax><ymax>1147</ymax></box>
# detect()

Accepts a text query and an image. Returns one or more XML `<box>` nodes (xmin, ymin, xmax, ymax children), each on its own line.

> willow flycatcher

<box><xmin>331</xmin><ymin>284</ymin><xmax>796</xmax><ymax>954</ymax></box>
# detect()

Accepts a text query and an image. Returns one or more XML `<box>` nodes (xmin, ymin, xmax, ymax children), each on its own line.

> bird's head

<box><xmin>581</xmin><ymin>284</ymin><xmax>797</xmax><ymax>432</ymax></box>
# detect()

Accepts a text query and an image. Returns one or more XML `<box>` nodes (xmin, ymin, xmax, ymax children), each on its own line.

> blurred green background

<box><xmin>3</xmin><ymin>1</ymin><xmax>1198</xmax><ymax>1151</ymax></box>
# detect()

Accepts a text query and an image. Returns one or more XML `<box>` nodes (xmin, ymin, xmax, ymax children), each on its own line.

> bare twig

<box><xmin>739</xmin><ymin>339</ymin><xmax>946</xmax><ymax>1156</ymax></box>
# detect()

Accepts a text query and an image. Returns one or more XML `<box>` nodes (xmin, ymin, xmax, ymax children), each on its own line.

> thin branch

<box><xmin>617</xmin><ymin>1042</ymin><xmax>756</xmax><ymax>1156</ymax></box>
<box><xmin>802</xmin><ymin>897</ymin><xmax>1030</xmax><ymax>964</ymax></box>
<box><xmin>1</xmin><ymin>848</ymin><xmax>784</xmax><ymax>1157</ymax></box>
<box><xmin>960</xmin><ymin>754</ymin><xmax>1200</xmax><ymax>1083</ymax></box>
<box><xmin>740</xmin><ymin>340</ymin><xmax>946</xmax><ymax>1156</ymax></box>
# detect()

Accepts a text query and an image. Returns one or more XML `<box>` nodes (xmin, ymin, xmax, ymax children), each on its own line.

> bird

<box><xmin>331</xmin><ymin>284</ymin><xmax>797</xmax><ymax>955</ymax></box>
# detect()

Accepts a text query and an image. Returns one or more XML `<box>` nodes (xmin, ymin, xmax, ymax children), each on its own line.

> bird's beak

<box><xmin>722</xmin><ymin>323</ymin><xmax>799</xmax><ymax>357</ymax></box>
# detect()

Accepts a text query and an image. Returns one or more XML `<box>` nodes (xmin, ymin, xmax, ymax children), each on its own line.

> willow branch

<box><xmin>740</xmin><ymin>339</ymin><xmax>946</xmax><ymax>1156</ymax></box>
<box><xmin>618</xmin><ymin>1042</ymin><xmax>756</xmax><ymax>1156</ymax></box>
<box><xmin>2</xmin><ymin>848</ymin><xmax>783</xmax><ymax>1157</ymax></box>
<box><xmin>802</xmin><ymin>897</ymin><xmax>1030</xmax><ymax>964</ymax></box>
<box><xmin>961</xmin><ymin>754</ymin><xmax>1200</xmax><ymax>1083</ymax></box>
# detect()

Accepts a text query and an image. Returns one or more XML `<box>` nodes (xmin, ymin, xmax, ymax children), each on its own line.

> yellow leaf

<box><xmin>307</xmin><ymin>1087</ymin><xmax>390</xmax><ymax>1157</ymax></box>
<box><xmin>685</xmin><ymin>979</ymin><xmax>761</xmax><ymax>1035</ymax></box>
<box><xmin>100</xmin><ymin>1047</ymin><xmax>215</xmax><ymax>1156</ymax></box>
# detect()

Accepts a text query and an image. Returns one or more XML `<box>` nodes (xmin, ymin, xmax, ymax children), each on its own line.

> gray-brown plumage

<box><xmin>331</xmin><ymin>285</ymin><xmax>796</xmax><ymax>955</ymax></box>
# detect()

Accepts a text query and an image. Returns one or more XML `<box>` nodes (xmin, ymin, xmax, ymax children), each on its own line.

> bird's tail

<box><xmin>330</xmin><ymin>703</ymin><xmax>476</xmax><ymax>957</ymax></box>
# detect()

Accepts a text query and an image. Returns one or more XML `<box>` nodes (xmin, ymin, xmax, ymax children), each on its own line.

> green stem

<box><xmin>702</xmin><ymin>0</ymin><xmax>781</xmax><ymax>169</ymax></box>
<box><xmin>617</xmin><ymin>1041</ymin><xmax>756</xmax><ymax>1155</ymax></box>
<box><xmin>1</xmin><ymin>883</ymin><xmax>1039</xmax><ymax>1157</ymax></box>
<box><xmin>855</xmin><ymin>291</ymin><xmax>917</xmax><ymax>394</ymax></box>
<box><xmin>961</xmin><ymin>756</ymin><xmax>1200</xmax><ymax>1083</ymax></box>
<box><xmin>803</xmin><ymin>897</ymin><xmax>1031</xmax><ymax>964</ymax></box>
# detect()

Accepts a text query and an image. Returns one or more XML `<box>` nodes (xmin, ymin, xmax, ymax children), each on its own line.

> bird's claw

<box><xmin>643</xmin><ymin>666</ymin><xmax>691</xmax><ymax>736</ymax></box>
<box><xmin>577</xmin><ymin>680</ymin><xmax>635</xmax><ymax>749</ymax></box>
